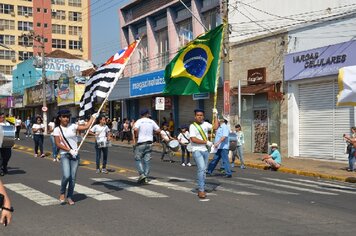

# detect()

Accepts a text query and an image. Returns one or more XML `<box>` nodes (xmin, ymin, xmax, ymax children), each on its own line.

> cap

<box><xmin>162</xmin><ymin>122</ymin><xmax>168</xmax><ymax>127</ymax></box>
<box><xmin>270</xmin><ymin>143</ymin><xmax>278</xmax><ymax>148</ymax></box>
<box><xmin>194</xmin><ymin>108</ymin><xmax>205</xmax><ymax>114</ymax></box>
<box><xmin>140</xmin><ymin>108</ymin><xmax>149</xmax><ymax>116</ymax></box>
<box><xmin>181</xmin><ymin>124</ymin><xmax>188</xmax><ymax>129</ymax></box>
<box><xmin>57</xmin><ymin>109</ymin><xmax>71</xmax><ymax>116</ymax></box>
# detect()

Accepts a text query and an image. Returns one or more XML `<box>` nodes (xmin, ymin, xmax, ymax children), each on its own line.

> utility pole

<box><xmin>222</xmin><ymin>0</ymin><xmax>231</xmax><ymax>117</ymax></box>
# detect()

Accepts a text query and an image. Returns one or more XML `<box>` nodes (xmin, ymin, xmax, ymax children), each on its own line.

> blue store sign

<box><xmin>130</xmin><ymin>70</ymin><xmax>165</xmax><ymax>97</ymax></box>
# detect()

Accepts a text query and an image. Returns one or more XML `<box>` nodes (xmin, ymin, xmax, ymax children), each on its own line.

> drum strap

<box><xmin>193</xmin><ymin>122</ymin><xmax>207</xmax><ymax>141</ymax></box>
<box><xmin>182</xmin><ymin>132</ymin><xmax>190</xmax><ymax>143</ymax></box>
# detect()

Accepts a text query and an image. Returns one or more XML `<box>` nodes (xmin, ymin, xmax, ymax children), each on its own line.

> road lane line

<box><xmin>238</xmin><ymin>177</ymin><xmax>338</xmax><ymax>195</ymax></box>
<box><xmin>91</xmin><ymin>178</ymin><xmax>168</xmax><ymax>198</ymax></box>
<box><xmin>290</xmin><ymin>178</ymin><xmax>356</xmax><ymax>190</ymax></box>
<box><xmin>48</xmin><ymin>180</ymin><xmax>121</xmax><ymax>200</ymax></box>
<box><xmin>267</xmin><ymin>178</ymin><xmax>356</xmax><ymax>195</ymax></box>
<box><xmin>4</xmin><ymin>183</ymin><xmax>59</xmax><ymax>206</ymax></box>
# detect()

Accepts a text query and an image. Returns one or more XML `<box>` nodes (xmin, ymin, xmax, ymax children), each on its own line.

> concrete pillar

<box><xmin>146</xmin><ymin>17</ymin><xmax>157</xmax><ymax>71</ymax></box>
<box><xmin>167</xmin><ymin>7</ymin><xmax>179</xmax><ymax>60</ymax></box>
<box><xmin>191</xmin><ymin>0</ymin><xmax>205</xmax><ymax>37</ymax></box>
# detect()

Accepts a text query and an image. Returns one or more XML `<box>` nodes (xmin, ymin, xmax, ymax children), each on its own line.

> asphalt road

<box><xmin>1</xmin><ymin>136</ymin><xmax>356</xmax><ymax>236</ymax></box>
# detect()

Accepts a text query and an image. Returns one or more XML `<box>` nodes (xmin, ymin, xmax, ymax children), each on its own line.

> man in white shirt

<box><xmin>160</xmin><ymin>123</ymin><xmax>174</xmax><ymax>162</ymax></box>
<box><xmin>189</xmin><ymin>108</ymin><xmax>218</xmax><ymax>199</ymax></box>
<box><xmin>133</xmin><ymin>108</ymin><xmax>161</xmax><ymax>183</ymax></box>
<box><xmin>0</xmin><ymin>113</ymin><xmax>12</xmax><ymax>176</ymax></box>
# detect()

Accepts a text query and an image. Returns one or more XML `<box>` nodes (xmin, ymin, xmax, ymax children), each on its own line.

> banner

<box><xmin>337</xmin><ymin>66</ymin><xmax>356</xmax><ymax>106</ymax></box>
<box><xmin>57</xmin><ymin>73</ymin><xmax>75</xmax><ymax>106</ymax></box>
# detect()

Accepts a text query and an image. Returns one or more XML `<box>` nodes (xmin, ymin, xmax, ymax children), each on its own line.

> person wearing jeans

<box><xmin>60</xmin><ymin>153</ymin><xmax>80</xmax><ymax>203</ymax></box>
<box><xmin>48</xmin><ymin>118</ymin><xmax>59</xmax><ymax>162</ymax></box>
<box><xmin>231</xmin><ymin>124</ymin><xmax>245</xmax><ymax>169</ymax></box>
<box><xmin>32</xmin><ymin>116</ymin><xmax>45</xmax><ymax>158</ymax></box>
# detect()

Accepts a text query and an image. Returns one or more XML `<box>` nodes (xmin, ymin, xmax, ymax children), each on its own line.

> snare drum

<box><xmin>168</xmin><ymin>140</ymin><xmax>179</xmax><ymax>152</ymax></box>
<box><xmin>186</xmin><ymin>143</ymin><xmax>192</xmax><ymax>152</ymax></box>
<box><xmin>0</xmin><ymin>125</ymin><xmax>15</xmax><ymax>148</ymax></box>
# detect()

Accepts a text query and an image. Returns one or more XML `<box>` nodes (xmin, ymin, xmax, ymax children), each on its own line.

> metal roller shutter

<box><xmin>179</xmin><ymin>96</ymin><xmax>197</xmax><ymax>127</ymax></box>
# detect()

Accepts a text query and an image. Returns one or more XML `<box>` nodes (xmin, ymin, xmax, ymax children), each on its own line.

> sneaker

<box><xmin>181</xmin><ymin>163</ymin><xmax>186</xmax><ymax>167</ymax></box>
<box><xmin>53</xmin><ymin>158</ymin><xmax>57</xmax><ymax>162</ymax></box>
<box><xmin>96</xmin><ymin>169</ymin><xmax>100</xmax><ymax>174</ymax></box>
<box><xmin>17</xmin><ymin>138</ymin><xmax>20</xmax><ymax>140</ymax></box>
<box><xmin>101</xmin><ymin>168</ymin><xmax>108</xmax><ymax>174</ymax></box>
<box><xmin>187</xmin><ymin>163</ymin><xmax>192</xmax><ymax>167</ymax></box>
<box><xmin>144</xmin><ymin>177</ymin><xmax>149</xmax><ymax>184</ymax></box>
<box><xmin>34</xmin><ymin>154</ymin><xmax>38</xmax><ymax>158</ymax></box>
<box><xmin>197</xmin><ymin>191</ymin><xmax>206</xmax><ymax>199</ymax></box>
<box><xmin>231</xmin><ymin>163</ymin><xmax>235</xmax><ymax>168</ymax></box>
<box><xmin>59</xmin><ymin>194</ymin><xmax>66</xmax><ymax>205</ymax></box>
<box><xmin>26</xmin><ymin>135</ymin><xmax>28</xmax><ymax>137</ymax></box>
<box><xmin>40</xmin><ymin>154</ymin><xmax>45</xmax><ymax>158</ymax></box>
<box><xmin>240</xmin><ymin>165</ymin><xmax>246</xmax><ymax>169</ymax></box>
<box><xmin>56</xmin><ymin>158</ymin><xmax>60</xmax><ymax>162</ymax></box>
<box><xmin>137</xmin><ymin>174</ymin><xmax>146</xmax><ymax>183</ymax></box>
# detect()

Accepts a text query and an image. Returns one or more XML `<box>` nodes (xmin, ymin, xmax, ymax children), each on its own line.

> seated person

<box><xmin>262</xmin><ymin>143</ymin><xmax>281</xmax><ymax>170</ymax></box>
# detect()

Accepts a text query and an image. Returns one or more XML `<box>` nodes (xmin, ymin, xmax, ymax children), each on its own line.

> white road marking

<box><xmin>48</xmin><ymin>180</ymin><xmax>121</xmax><ymax>200</ymax></box>
<box><xmin>290</xmin><ymin>178</ymin><xmax>356</xmax><ymax>191</ymax></box>
<box><xmin>4</xmin><ymin>183</ymin><xmax>59</xmax><ymax>206</ymax></box>
<box><xmin>238</xmin><ymin>177</ymin><xmax>338</xmax><ymax>195</ymax></box>
<box><xmin>91</xmin><ymin>178</ymin><xmax>168</xmax><ymax>198</ymax></box>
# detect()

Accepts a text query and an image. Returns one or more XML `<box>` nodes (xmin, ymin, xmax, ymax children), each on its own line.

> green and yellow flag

<box><xmin>163</xmin><ymin>24</ymin><xmax>224</xmax><ymax>95</ymax></box>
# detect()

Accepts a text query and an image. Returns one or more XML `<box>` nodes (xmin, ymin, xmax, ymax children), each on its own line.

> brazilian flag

<box><xmin>163</xmin><ymin>24</ymin><xmax>224</xmax><ymax>95</ymax></box>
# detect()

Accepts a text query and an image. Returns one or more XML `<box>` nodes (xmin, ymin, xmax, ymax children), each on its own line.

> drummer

<box><xmin>177</xmin><ymin>125</ymin><xmax>191</xmax><ymax>167</ymax></box>
<box><xmin>0</xmin><ymin>113</ymin><xmax>12</xmax><ymax>176</ymax></box>
<box><xmin>160</xmin><ymin>123</ymin><xmax>174</xmax><ymax>163</ymax></box>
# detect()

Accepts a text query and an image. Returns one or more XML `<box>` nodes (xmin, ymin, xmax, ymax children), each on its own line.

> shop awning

<box><xmin>231</xmin><ymin>81</ymin><xmax>281</xmax><ymax>95</ymax></box>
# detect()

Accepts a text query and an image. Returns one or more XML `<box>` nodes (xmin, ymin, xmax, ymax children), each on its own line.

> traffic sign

<box><xmin>42</xmin><ymin>106</ymin><xmax>48</xmax><ymax>112</ymax></box>
<box><xmin>155</xmin><ymin>97</ymin><xmax>165</xmax><ymax>110</ymax></box>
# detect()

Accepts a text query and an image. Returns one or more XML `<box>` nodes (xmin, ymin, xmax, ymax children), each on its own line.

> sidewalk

<box><xmin>85</xmin><ymin>137</ymin><xmax>356</xmax><ymax>183</ymax></box>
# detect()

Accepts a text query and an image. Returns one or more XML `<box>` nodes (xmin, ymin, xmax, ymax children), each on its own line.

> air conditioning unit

<box><xmin>10</xmin><ymin>11</ymin><xmax>15</xmax><ymax>17</ymax></box>
<box><xmin>51</xmin><ymin>9</ymin><xmax>56</xmax><ymax>13</ymax></box>
<box><xmin>24</xmin><ymin>13</ymin><xmax>29</xmax><ymax>17</ymax></box>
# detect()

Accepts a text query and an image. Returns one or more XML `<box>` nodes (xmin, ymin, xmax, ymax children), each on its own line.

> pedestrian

<box><xmin>53</xmin><ymin>109</ymin><xmax>97</xmax><ymax>205</ymax></box>
<box><xmin>189</xmin><ymin>108</ymin><xmax>218</xmax><ymax>199</ymax></box>
<box><xmin>160</xmin><ymin>123</ymin><xmax>174</xmax><ymax>162</ymax></box>
<box><xmin>15</xmin><ymin>115</ymin><xmax>22</xmax><ymax>140</ymax></box>
<box><xmin>262</xmin><ymin>143</ymin><xmax>282</xmax><ymax>170</ymax></box>
<box><xmin>32</xmin><ymin>116</ymin><xmax>45</xmax><ymax>158</ymax></box>
<box><xmin>48</xmin><ymin>117</ymin><xmax>59</xmax><ymax>162</ymax></box>
<box><xmin>0</xmin><ymin>113</ymin><xmax>12</xmax><ymax>176</ymax></box>
<box><xmin>177</xmin><ymin>125</ymin><xmax>191</xmax><ymax>166</ymax></box>
<box><xmin>0</xmin><ymin>179</ymin><xmax>13</xmax><ymax>226</ymax></box>
<box><xmin>343</xmin><ymin>128</ymin><xmax>356</xmax><ymax>172</ymax></box>
<box><xmin>121</xmin><ymin>119</ymin><xmax>131</xmax><ymax>144</ymax></box>
<box><xmin>112</xmin><ymin>118</ymin><xmax>118</xmax><ymax>139</ymax></box>
<box><xmin>168</xmin><ymin>112</ymin><xmax>175</xmax><ymax>137</ymax></box>
<box><xmin>231</xmin><ymin>124</ymin><xmax>245</xmax><ymax>169</ymax></box>
<box><xmin>25</xmin><ymin>116</ymin><xmax>32</xmax><ymax>138</ymax></box>
<box><xmin>133</xmin><ymin>109</ymin><xmax>161</xmax><ymax>184</ymax></box>
<box><xmin>90</xmin><ymin>115</ymin><xmax>111</xmax><ymax>174</ymax></box>
<box><xmin>207</xmin><ymin>118</ymin><xmax>232</xmax><ymax>178</ymax></box>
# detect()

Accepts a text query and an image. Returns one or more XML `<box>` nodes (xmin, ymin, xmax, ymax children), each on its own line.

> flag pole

<box><xmin>77</xmin><ymin>38</ymin><xmax>141</xmax><ymax>151</ymax></box>
<box><xmin>179</xmin><ymin>0</ymin><xmax>208</xmax><ymax>32</ymax></box>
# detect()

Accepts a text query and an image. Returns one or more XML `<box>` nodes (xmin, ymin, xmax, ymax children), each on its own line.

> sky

<box><xmin>90</xmin><ymin>0</ymin><xmax>131</xmax><ymax>65</ymax></box>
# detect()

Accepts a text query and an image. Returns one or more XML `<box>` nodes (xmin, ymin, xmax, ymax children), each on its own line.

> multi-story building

<box><xmin>0</xmin><ymin>0</ymin><xmax>91</xmax><ymax>81</ymax></box>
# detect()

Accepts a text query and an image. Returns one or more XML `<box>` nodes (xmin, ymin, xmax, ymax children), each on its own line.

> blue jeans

<box><xmin>207</xmin><ymin>149</ymin><xmax>232</xmax><ymax>176</ymax></box>
<box><xmin>95</xmin><ymin>144</ymin><xmax>108</xmax><ymax>169</ymax></box>
<box><xmin>134</xmin><ymin>143</ymin><xmax>152</xmax><ymax>177</ymax></box>
<box><xmin>50</xmin><ymin>135</ymin><xmax>58</xmax><ymax>158</ymax></box>
<box><xmin>193</xmin><ymin>150</ymin><xmax>209</xmax><ymax>192</ymax></box>
<box><xmin>348</xmin><ymin>148</ymin><xmax>355</xmax><ymax>171</ymax></box>
<box><xmin>33</xmin><ymin>134</ymin><xmax>44</xmax><ymax>155</ymax></box>
<box><xmin>60</xmin><ymin>153</ymin><xmax>80</xmax><ymax>199</ymax></box>
<box><xmin>232</xmin><ymin>145</ymin><xmax>245</xmax><ymax>166</ymax></box>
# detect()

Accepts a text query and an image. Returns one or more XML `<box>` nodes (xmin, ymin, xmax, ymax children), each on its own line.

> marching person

<box><xmin>15</xmin><ymin>115</ymin><xmax>22</xmax><ymax>140</ymax></box>
<box><xmin>0</xmin><ymin>113</ymin><xmax>12</xmax><ymax>176</ymax></box>
<box><xmin>133</xmin><ymin>109</ymin><xmax>161</xmax><ymax>184</ymax></box>
<box><xmin>189</xmin><ymin>108</ymin><xmax>218</xmax><ymax>199</ymax></box>
<box><xmin>53</xmin><ymin>110</ymin><xmax>96</xmax><ymax>205</ymax></box>
<box><xmin>0</xmin><ymin>179</ymin><xmax>13</xmax><ymax>226</ymax></box>
<box><xmin>32</xmin><ymin>116</ymin><xmax>45</xmax><ymax>158</ymax></box>
<box><xmin>89</xmin><ymin>115</ymin><xmax>111</xmax><ymax>174</ymax></box>
<box><xmin>160</xmin><ymin>123</ymin><xmax>174</xmax><ymax>162</ymax></box>
<box><xmin>48</xmin><ymin>117</ymin><xmax>59</xmax><ymax>162</ymax></box>
<box><xmin>207</xmin><ymin>118</ymin><xmax>232</xmax><ymax>178</ymax></box>
<box><xmin>343</xmin><ymin>128</ymin><xmax>356</xmax><ymax>172</ymax></box>
<box><xmin>231</xmin><ymin>124</ymin><xmax>245</xmax><ymax>169</ymax></box>
<box><xmin>262</xmin><ymin>143</ymin><xmax>282</xmax><ymax>170</ymax></box>
<box><xmin>177</xmin><ymin>125</ymin><xmax>191</xmax><ymax>166</ymax></box>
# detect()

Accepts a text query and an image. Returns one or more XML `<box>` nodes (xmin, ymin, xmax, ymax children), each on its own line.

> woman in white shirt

<box><xmin>53</xmin><ymin>110</ymin><xmax>96</xmax><ymax>205</ymax></box>
<box><xmin>15</xmin><ymin>116</ymin><xmax>22</xmax><ymax>140</ymax></box>
<box><xmin>89</xmin><ymin>115</ymin><xmax>111</xmax><ymax>174</ymax></box>
<box><xmin>32</xmin><ymin>116</ymin><xmax>45</xmax><ymax>158</ymax></box>
<box><xmin>48</xmin><ymin>117</ymin><xmax>59</xmax><ymax>162</ymax></box>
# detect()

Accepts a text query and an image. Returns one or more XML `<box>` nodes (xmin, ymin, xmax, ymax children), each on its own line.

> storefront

<box><xmin>285</xmin><ymin>40</ymin><xmax>356</xmax><ymax>160</ymax></box>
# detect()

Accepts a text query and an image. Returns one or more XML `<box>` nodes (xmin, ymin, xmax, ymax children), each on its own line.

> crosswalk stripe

<box><xmin>48</xmin><ymin>180</ymin><xmax>121</xmax><ymax>200</ymax></box>
<box><xmin>290</xmin><ymin>178</ymin><xmax>356</xmax><ymax>191</ymax></box>
<box><xmin>267</xmin><ymin>178</ymin><xmax>356</xmax><ymax>195</ymax></box>
<box><xmin>238</xmin><ymin>177</ymin><xmax>338</xmax><ymax>195</ymax></box>
<box><xmin>4</xmin><ymin>183</ymin><xmax>59</xmax><ymax>206</ymax></box>
<box><xmin>167</xmin><ymin>177</ymin><xmax>258</xmax><ymax>196</ymax></box>
<box><xmin>127</xmin><ymin>177</ymin><xmax>217</xmax><ymax>195</ymax></box>
<box><xmin>91</xmin><ymin>178</ymin><xmax>168</xmax><ymax>198</ymax></box>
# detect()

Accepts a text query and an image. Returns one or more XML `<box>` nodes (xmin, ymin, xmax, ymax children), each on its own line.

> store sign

<box><xmin>285</xmin><ymin>40</ymin><xmax>356</xmax><ymax>81</ymax></box>
<box><xmin>26</xmin><ymin>83</ymin><xmax>55</xmax><ymax>105</ymax></box>
<box><xmin>192</xmin><ymin>93</ymin><xmax>210</xmax><ymax>100</ymax></box>
<box><xmin>247</xmin><ymin>68</ymin><xmax>266</xmax><ymax>85</ymax></box>
<box><xmin>0</xmin><ymin>98</ymin><xmax>7</xmax><ymax>108</ymax></box>
<box><xmin>14</xmin><ymin>96</ymin><xmax>23</xmax><ymax>108</ymax></box>
<box><xmin>223</xmin><ymin>81</ymin><xmax>230</xmax><ymax>115</ymax></box>
<box><xmin>130</xmin><ymin>70</ymin><xmax>165</xmax><ymax>97</ymax></box>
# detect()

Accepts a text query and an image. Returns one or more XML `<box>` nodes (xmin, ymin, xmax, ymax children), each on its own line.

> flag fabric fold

<box><xmin>337</xmin><ymin>65</ymin><xmax>356</xmax><ymax>106</ymax></box>
<box><xmin>163</xmin><ymin>24</ymin><xmax>224</xmax><ymax>95</ymax></box>
<box><xmin>79</xmin><ymin>40</ymin><xmax>139</xmax><ymax>119</ymax></box>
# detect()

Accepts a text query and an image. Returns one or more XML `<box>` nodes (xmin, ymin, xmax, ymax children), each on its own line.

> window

<box><xmin>0</xmin><ymin>20</ymin><xmax>15</xmax><ymax>30</ymax></box>
<box><xmin>203</xmin><ymin>10</ymin><xmax>219</xmax><ymax>30</ymax></box>
<box><xmin>138</xmin><ymin>36</ymin><xmax>148</xmax><ymax>72</ymax></box>
<box><xmin>0</xmin><ymin>35</ymin><xmax>15</xmax><ymax>45</ymax></box>
<box><xmin>0</xmin><ymin>50</ymin><xmax>15</xmax><ymax>60</ymax></box>
<box><xmin>37</xmin><ymin>8</ymin><xmax>40</xmax><ymax>12</ymax></box>
<box><xmin>52</xmin><ymin>24</ymin><xmax>66</xmax><ymax>34</ymax></box>
<box><xmin>44</xmin><ymin>8</ymin><xmax>48</xmax><ymax>13</ymax></box>
<box><xmin>51</xmin><ymin>0</ymin><xmax>65</xmax><ymax>5</ymax></box>
<box><xmin>68</xmin><ymin>26</ymin><xmax>82</xmax><ymax>36</ymax></box>
<box><xmin>52</xmin><ymin>39</ymin><xmax>66</xmax><ymax>49</ymax></box>
<box><xmin>52</xmin><ymin>10</ymin><xmax>65</xmax><ymax>20</ymax></box>
<box><xmin>177</xmin><ymin>19</ymin><xmax>192</xmax><ymax>47</ymax></box>
<box><xmin>18</xmin><ymin>21</ymin><xmax>33</xmax><ymax>31</ymax></box>
<box><xmin>0</xmin><ymin>4</ymin><xmax>14</xmax><ymax>15</ymax></box>
<box><xmin>68</xmin><ymin>0</ymin><xmax>82</xmax><ymax>7</ymax></box>
<box><xmin>0</xmin><ymin>65</ymin><xmax>13</xmax><ymax>75</ymax></box>
<box><xmin>69</xmin><ymin>40</ymin><xmax>81</xmax><ymax>50</ymax></box>
<box><xmin>18</xmin><ymin>51</ymin><xmax>33</xmax><ymax>61</ymax></box>
<box><xmin>18</xmin><ymin>6</ymin><xmax>33</xmax><ymax>16</ymax></box>
<box><xmin>36</xmin><ymin>22</ymin><xmax>41</xmax><ymax>27</ymax></box>
<box><xmin>44</xmin><ymin>23</ymin><xmax>48</xmax><ymax>28</ymax></box>
<box><xmin>69</xmin><ymin>11</ymin><xmax>82</xmax><ymax>21</ymax></box>
<box><xmin>157</xmin><ymin>29</ymin><xmax>169</xmax><ymax>67</ymax></box>
<box><xmin>18</xmin><ymin>35</ymin><xmax>33</xmax><ymax>47</ymax></box>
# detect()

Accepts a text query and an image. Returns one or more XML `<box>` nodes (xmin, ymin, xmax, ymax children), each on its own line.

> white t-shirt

<box><xmin>177</xmin><ymin>131</ymin><xmax>190</xmax><ymax>145</ymax></box>
<box><xmin>48</xmin><ymin>122</ymin><xmax>55</xmax><ymax>135</ymax></box>
<box><xmin>90</xmin><ymin>124</ymin><xmax>110</xmax><ymax>143</ymax></box>
<box><xmin>53</xmin><ymin>124</ymin><xmax>78</xmax><ymax>154</ymax></box>
<box><xmin>15</xmin><ymin>119</ymin><xmax>22</xmax><ymax>127</ymax></box>
<box><xmin>189</xmin><ymin>122</ymin><xmax>212</xmax><ymax>152</ymax></box>
<box><xmin>0</xmin><ymin>121</ymin><xmax>10</xmax><ymax>126</ymax></box>
<box><xmin>32</xmin><ymin>123</ymin><xmax>45</xmax><ymax>135</ymax></box>
<box><xmin>112</xmin><ymin>121</ymin><xmax>118</xmax><ymax>131</ymax></box>
<box><xmin>134</xmin><ymin>117</ymin><xmax>159</xmax><ymax>143</ymax></box>
<box><xmin>160</xmin><ymin>130</ymin><xmax>171</xmax><ymax>142</ymax></box>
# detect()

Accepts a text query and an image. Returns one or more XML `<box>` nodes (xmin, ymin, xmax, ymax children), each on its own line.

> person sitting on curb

<box><xmin>262</xmin><ymin>143</ymin><xmax>281</xmax><ymax>170</ymax></box>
